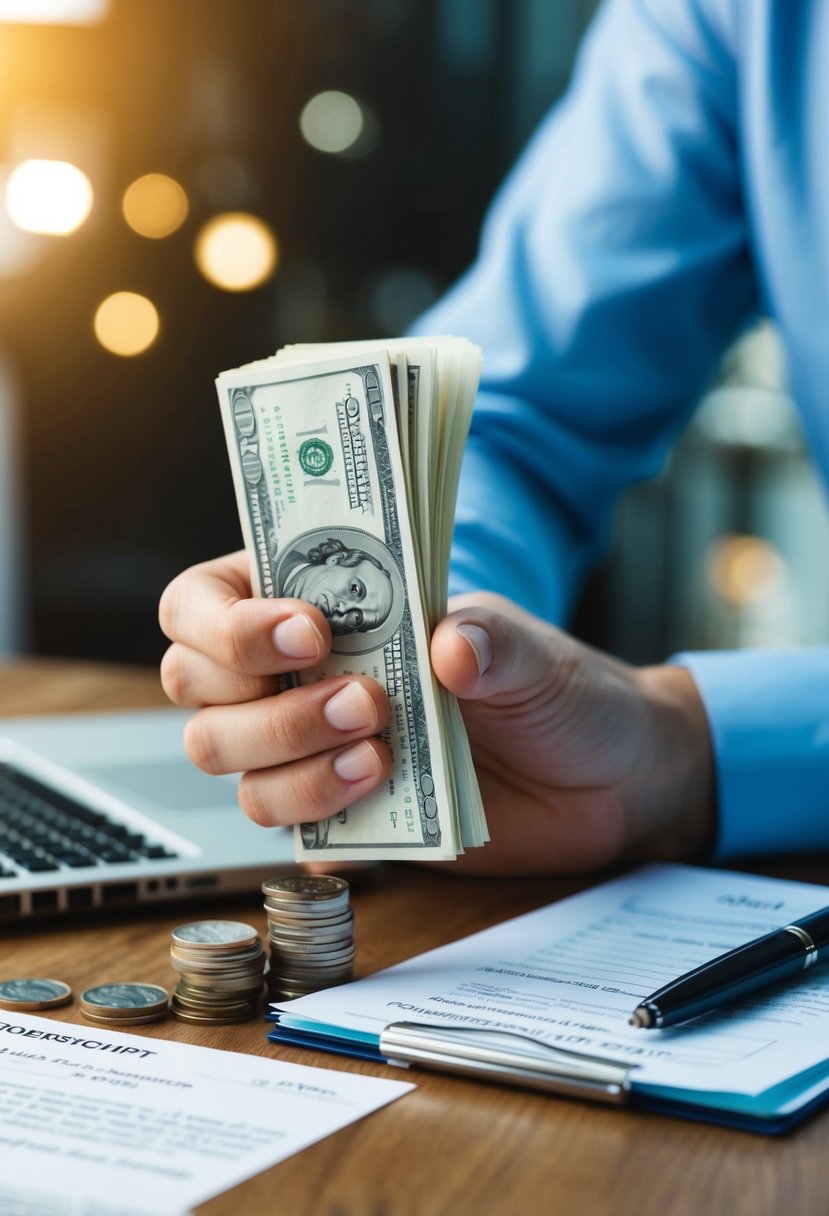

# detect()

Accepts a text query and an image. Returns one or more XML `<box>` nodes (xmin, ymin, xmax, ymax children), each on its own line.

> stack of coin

<box><xmin>80</xmin><ymin>983</ymin><xmax>169</xmax><ymax>1026</ymax></box>
<box><xmin>263</xmin><ymin>875</ymin><xmax>354</xmax><ymax>1001</ymax></box>
<box><xmin>169</xmin><ymin>919</ymin><xmax>266</xmax><ymax>1024</ymax></box>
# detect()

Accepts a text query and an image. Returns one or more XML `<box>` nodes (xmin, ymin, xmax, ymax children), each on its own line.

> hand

<box><xmin>430</xmin><ymin>592</ymin><xmax>715</xmax><ymax>873</ymax></box>
<box><xmin>158</xmin><ymin>551</ymin><xmax>394</xmax><ymax>827</ymax></box>
<box><xmin>159</xmin><ymin>554</ymin><xmax>715</xmax><ymax>875</ymax></box>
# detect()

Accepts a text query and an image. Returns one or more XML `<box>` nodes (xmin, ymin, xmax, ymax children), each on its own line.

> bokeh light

<box><xmin>0</xmin><ymin>0</ymin><xmax>107</xmax><ymax>21</ymax></box>
<box><xmin>707</xmin><ymin>534</ymin><xmax>785</xmax><ymax>607</ymax></box>
<box><xmin>194</xmin><ymin>211</ymin><xmax>277</xmax><ymax>292</ymax></box>
<box><xmin>94</xmin><ymin>292</ymin><xmax>159</xmax><ymax>357</ymax></box>
<box><xmin>5</xmin><ymin>159</ymin><xmax>93</xmax><ymax>235</ymax></box>
<box><xmin>299</xmin><ymin>90</ymin><xmax>365</xmax><ymax>155</ymax></box>
<box><xmin>122</xmin><ymin>173</ymin><xmax>188</xmax><ymax>239</ymax></box>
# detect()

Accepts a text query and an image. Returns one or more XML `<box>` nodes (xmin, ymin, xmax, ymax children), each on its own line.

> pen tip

<box><xmin>629</xmin><ymin>1007</ymin><xmax>651</xmax><ymax>1029</ymax></box>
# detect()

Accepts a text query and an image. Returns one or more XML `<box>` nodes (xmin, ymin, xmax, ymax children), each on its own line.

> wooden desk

<box><xmin>2</xmin><ymin>659</ymin><xmax>828</xmax><ymax>1216</ymax></box>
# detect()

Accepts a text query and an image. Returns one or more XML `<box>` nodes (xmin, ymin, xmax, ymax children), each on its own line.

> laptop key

<box><xmin>54</xmin><ymin>853</ymin><xmax>97</xmax><ymax>868</ymax></box>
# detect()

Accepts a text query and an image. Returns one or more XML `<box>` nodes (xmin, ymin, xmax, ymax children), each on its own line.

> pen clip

<box><xmin>379</xmin><ymin>1022</ymin><xmax>633</xmax><ymax>1105</ymax></box>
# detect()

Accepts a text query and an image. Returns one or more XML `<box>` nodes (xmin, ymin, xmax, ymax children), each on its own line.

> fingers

<box><xmin>184</xmin><ymin>676</ymin><xmax>389</xmax><ymax>775</ymax></box>
<box><xmin>160</xmin><ymin>644</ymin><xmax>278</xmax><ymax>707</ymax></box>
<box><xmin>183</xmin><ymin>672</ymin><xmax>391</xmax><ymax>827</ymax></box>
<box><xmin>431</xmin><ymin>592</ymin><xmax>563</xmax><ymax>705</ymax></box>
<box><xmin>159</xmin><ymin>550</ymin><xmax>332</xmax><ymax>707</ymax></box>
<box><xmin>238</xmin><ymin>737</ymin><xmax>392</xmax><ymax>829</ymax></box>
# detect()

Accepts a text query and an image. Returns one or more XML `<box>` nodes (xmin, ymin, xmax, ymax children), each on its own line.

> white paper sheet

<box><xmin>0</xmin><ymin>1011</ymin><xmax>413</xmax><ymax>1215</ymax></box>
<box><xmin>274</xmin><ymin>864</ymin><xmax>829</xmax><ymax>1099</ymax></box>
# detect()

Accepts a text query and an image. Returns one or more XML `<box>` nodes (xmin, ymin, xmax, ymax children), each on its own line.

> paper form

<box><xmin>274</xmin><ymin>864</ymin><xmax>829</xmax><ymax>1101</ymax></box>
<box><xmin>0</xmin><ymin>1011</ymin><xmax>413</xmax><ymax>1215</ymax></box>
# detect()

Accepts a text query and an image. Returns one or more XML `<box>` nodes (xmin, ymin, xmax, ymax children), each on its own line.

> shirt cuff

<box><xmin>670</xmin><ymin>649</ymin><xmax>829</xmax><ymax>859</ymax></box>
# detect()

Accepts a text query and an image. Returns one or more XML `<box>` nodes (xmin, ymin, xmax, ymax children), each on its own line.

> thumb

<box><xmin>431</xmin><ymin>594</ymin><xmax>559</xmax><ymax>706</ymax></box>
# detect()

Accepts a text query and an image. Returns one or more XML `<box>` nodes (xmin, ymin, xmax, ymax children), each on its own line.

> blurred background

<box><xmin>0</xmin><ymin>0</ymin><xmax>827</xmax><ymax>668</ymax></box>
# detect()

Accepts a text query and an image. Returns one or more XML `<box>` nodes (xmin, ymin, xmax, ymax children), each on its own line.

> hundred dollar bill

<box><xmin>216</xmin><ymin>338</ymin><xmax>487</xmax><ymax>862</ymax></box>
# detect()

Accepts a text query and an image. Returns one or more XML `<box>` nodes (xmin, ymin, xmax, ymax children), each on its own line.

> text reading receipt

<box><xmin>0</xmin><ymin>1011</ymin><xmax>413</xmax><ymax>1215</ymax></box>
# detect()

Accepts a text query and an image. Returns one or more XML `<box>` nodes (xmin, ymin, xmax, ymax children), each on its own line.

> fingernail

<box><xmin>333</xmin><ymin>741</ymin><xmax>381</xmax><ymax>783</ymax></box>
<box><xmin>457</xmin><ymin>623</ymin><xmax>493</xmax><ymax>676</ymax></box>
<box><xmin>324</xmin><ymin>683</ymin><xmax>376</xmax><ymax>732</ymax></box>
<box><xmin>273</xmin><ymin>614</ymin><xmax>321</xmax><ymax>661</ymax></box>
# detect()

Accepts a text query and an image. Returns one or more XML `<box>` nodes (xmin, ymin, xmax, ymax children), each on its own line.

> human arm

<box><xmin>412</xmin><ymin>0</ymin><xmax>757</xmax><ymax>621</ymax></box>
<box><xmin>415</xmin><ymin>0</ymin><xmax>829</xmax><ymax>857</ymax></box>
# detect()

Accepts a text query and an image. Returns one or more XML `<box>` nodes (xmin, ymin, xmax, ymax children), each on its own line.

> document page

<box><xmin>0</xmin><ymin>1011</ymin><xmax>413</xmax><ymax>1216</ymax></box>
<box><xmin>274</xmin><ymin>864</ymin><xmax>829</xmax><ymax>1099</ymax></box>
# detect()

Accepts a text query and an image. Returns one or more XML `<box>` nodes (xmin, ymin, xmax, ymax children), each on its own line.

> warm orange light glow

<box><xmin>0</xmin><ymin>0</ymin><xmax>107</xmax><ymax>22</ymax></box>
<box><xmin>194</xmin><ymin>212</ymin><xmax>277</xmax><ymax>292</ymax></box>
<box><xmin>94</xmin><ymin>292</ymin><xmax>159</xmax><ymax>357</ymax></box>
<box><xmin>5</xmin><ymin>159</ymin><xmax>93</xmax><ymax>235</ymax></box>
<box><xmin>122</xmin><ymin>173</ymin><xmax>189</xmax><ymax>239</ymax></box>
<box><xmin>707</xmin><ymin>534</ymin><xmax>784</xmax><ymax>607</ymax></box>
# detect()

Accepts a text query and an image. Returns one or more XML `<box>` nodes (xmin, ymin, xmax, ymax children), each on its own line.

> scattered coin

<box><xmin>263</xmin><ymin>875</ymin><xmax>354</xmax><ymax>1002</ymax></box>
<box><xmin>0</xmin><ymin>978</ymin><xmax>72</xmax><ymax>1011</ymax></box>
<box><xmin>169</xmin><ymin>920</ymin><xmax>266</xmax><ymax>1025</ymax></box>
<box><xmin>80</xmin><ymin>982</ymin><xmax>169</xmax><ymax>1025</ymax></box>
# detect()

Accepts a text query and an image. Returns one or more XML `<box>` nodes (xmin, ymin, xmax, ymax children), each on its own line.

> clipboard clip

<box><xmin>379</xmin><ymin>1022</ymin><xmax>634</xmax><ymax>1105</ymax></box>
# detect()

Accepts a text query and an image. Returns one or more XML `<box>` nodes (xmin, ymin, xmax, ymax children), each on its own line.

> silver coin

<box><xmin>264</xmin><ymin>899</ymin><xmax>351</xmax><ymax>916</ymax></box>
<box><xmin>81</xmin><ymin>1008</ymin><xmax>168</xmax><ymax>1027</ymax></box>
<box><xmin>261</xmin><ymin>875</ymin><xmax>349</xmax><ymax>902</ymax></box>
<box><xmin>273</xmin><ymin>958</ymin><xmax>355</xmax><ymax>978</ymax></box>
<box><xmin>171</xmin><ymin>921</ymin><xmax>259</xmax><ymax>949</ymax></box>
<box><xmin>174</xmin><ymin>957</ymin><xmax>265</xmax><ymax>977</ymax></box>
<box><xmin>177</xmin><ymin>974</ymin><xmax>265</xmax><ymax>995</ymax></box>
<box><xmin>0</xmin><ymin>978</ymin><xmax>72</xmax><ymax>1011</ymax></box>
<box><xmin>170</xmin><ymin>944</ymin><xmax>265</xmax><ymax>968</ymax></box>
<box><xmin>269</xmin><ymin>937</ymin><xmax>354</xmax><ymax>957</ymax></box>
<box><xmin>266</xmin><ymin>924</ymin><xmax>353</xmax><ymax>944</ymax></box>
<box><xmin>80</xmin><ymin>983</ymin><xmax>169</xmax><ymax>1012</ymax></box>
<box><xmin>264</xmin><ymin>892</ymin><xmax>350</xmax><ymax>914</ymax></box>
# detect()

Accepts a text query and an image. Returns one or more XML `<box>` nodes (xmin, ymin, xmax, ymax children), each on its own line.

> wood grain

<box><xmin>2</xmin><ymin>660</ymin><xmax>829</xmax><ymax>1216</ymax></box>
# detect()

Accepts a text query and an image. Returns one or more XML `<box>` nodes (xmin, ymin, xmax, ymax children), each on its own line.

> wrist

<box><xmin>631</xmin><ymin>664</ymin><xmax>716</xmax><ymax>862</ymax></box>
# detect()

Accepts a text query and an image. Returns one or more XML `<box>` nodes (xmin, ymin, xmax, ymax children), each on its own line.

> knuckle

<box><xmin>213</xmin><ymin>603</ymin><xmax>253</xmax><ymax>672</ymax></box>
<box><xmin>157</xmin><ymin>577</ymin><xmax>183</xmax><ymax>640</ymax></box>
<box><xmin>291</xmin><ymin>763</ymin><xmax>334</xmax><ymax>819</ymax></box>
<box><xmin>183</xmin><ymin>714</ymin><xmax>220</xmax><ymax>774</ymax></box>
<box><xmin>159</xmin><ymin>646</ymin><xmax>196</xmax><ymax>707</ymax></box>
<box><xmin>262</xmin><ymin>698</ymin><xmax>311</xmax><ymax>760</ymax></box>
<box><xmin>238</xmin><ymin>774</ymin><xmax>276</xmax><ymax>827</ymax></box>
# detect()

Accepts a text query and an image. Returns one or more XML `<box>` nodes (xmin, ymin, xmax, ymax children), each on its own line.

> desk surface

<box><xmin>1</xmin><ymin>657</ymin><xmax>828</xmax><ymax>1216</ymax></box>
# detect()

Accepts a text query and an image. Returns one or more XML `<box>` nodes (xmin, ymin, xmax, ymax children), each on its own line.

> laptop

<box><xmin>0</xmin><ymin>708</ymin><xmax>296</xmax><ymax>921</ymax></box>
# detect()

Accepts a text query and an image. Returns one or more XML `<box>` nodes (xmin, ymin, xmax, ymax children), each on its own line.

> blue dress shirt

<box><xmin>413</xmin><ymin>0</ymin><xmax>829</xmax><ymax>858</ymax></box>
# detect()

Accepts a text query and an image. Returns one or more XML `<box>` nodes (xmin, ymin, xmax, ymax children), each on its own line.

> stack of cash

<box><xmin>263</xmin><ymin>875</ymin><xmax>354</xmax><ymax>1000</ymax></box>
<box><xmin>169</xmin><ymin>920</ymin><xmax>266</xmax><ymax>1024</ymax></box>
<box><xmin>80</xmin><ymin>983</ymin><xmax>169</xmax><ymax>1026</ymax></box>
<box><xmin>217</xmin><ymin>335</ymin><xmax>489</xmax><ymax>863</ymax></box>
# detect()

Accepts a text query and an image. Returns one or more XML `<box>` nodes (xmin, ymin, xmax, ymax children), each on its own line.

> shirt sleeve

<box><xmin>412</xmin><ymin>1</ymin><xmax>829</xmax><ymax>857</ymax></box>
<box><xmin>412</xmin><ymin>0</ymin><xmax>757</xmax><ymax>622</ymax></box>
<box><xmin>672</xmin><ymin>649</ymin><xmax>829</xmax><ymax>858</ymax></box>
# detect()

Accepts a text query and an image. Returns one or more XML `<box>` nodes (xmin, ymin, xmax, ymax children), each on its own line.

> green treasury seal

<box><xmin>298</xmin><ymin>438</ymin><xmax>334</xmax><ymax>476</ymax></box>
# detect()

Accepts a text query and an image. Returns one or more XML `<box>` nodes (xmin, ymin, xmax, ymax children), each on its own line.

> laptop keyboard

<box><xmin>0</xmin><ymin>762</ymin><xmax>179</xmax><ymax>876</ymax></box>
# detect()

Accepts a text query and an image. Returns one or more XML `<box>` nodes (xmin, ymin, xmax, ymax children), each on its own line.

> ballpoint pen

<box><xmin>629</xmin><ymin>904</ymin><xmax>829</xmax><ymax>1029</ymax></box>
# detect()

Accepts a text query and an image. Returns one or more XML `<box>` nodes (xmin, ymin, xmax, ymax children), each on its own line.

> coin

<box><xmin>169</xmin><ymin>920</ymin><xmax>266</xmax><ymax>1024</ymax></box>
<box><xmin>79</xmin><ymin>983</ymin><xmax>169</xmax><ymax>1016</ymax></box>
<box><xmin>171</xmin><ymin>921</ymin><xmax>259</xmax><ymax>950</ymax></box>
<box><xmin>0</xmin><ymin>978</ymin><xmax>72</xmax><ymax>1011</ymax></box>
<box><xmin>169</xmin><ymin>1000</ymin><xmax>253</xmax><ymax>1025</ymax></box>
<box><xmin>263</xmin><ymin>873</ymin><xmax>355</xmax><ymax>1000</ymax></box>
<box><xmin>261</xmin><ymin>875</ymin><xmax>349</xmax><ymax>902</ymax></box>
<box><xmin>81</xmin><ymin>1009</ymin><xmax>168</xmax><ymax>1027</ymax></box>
